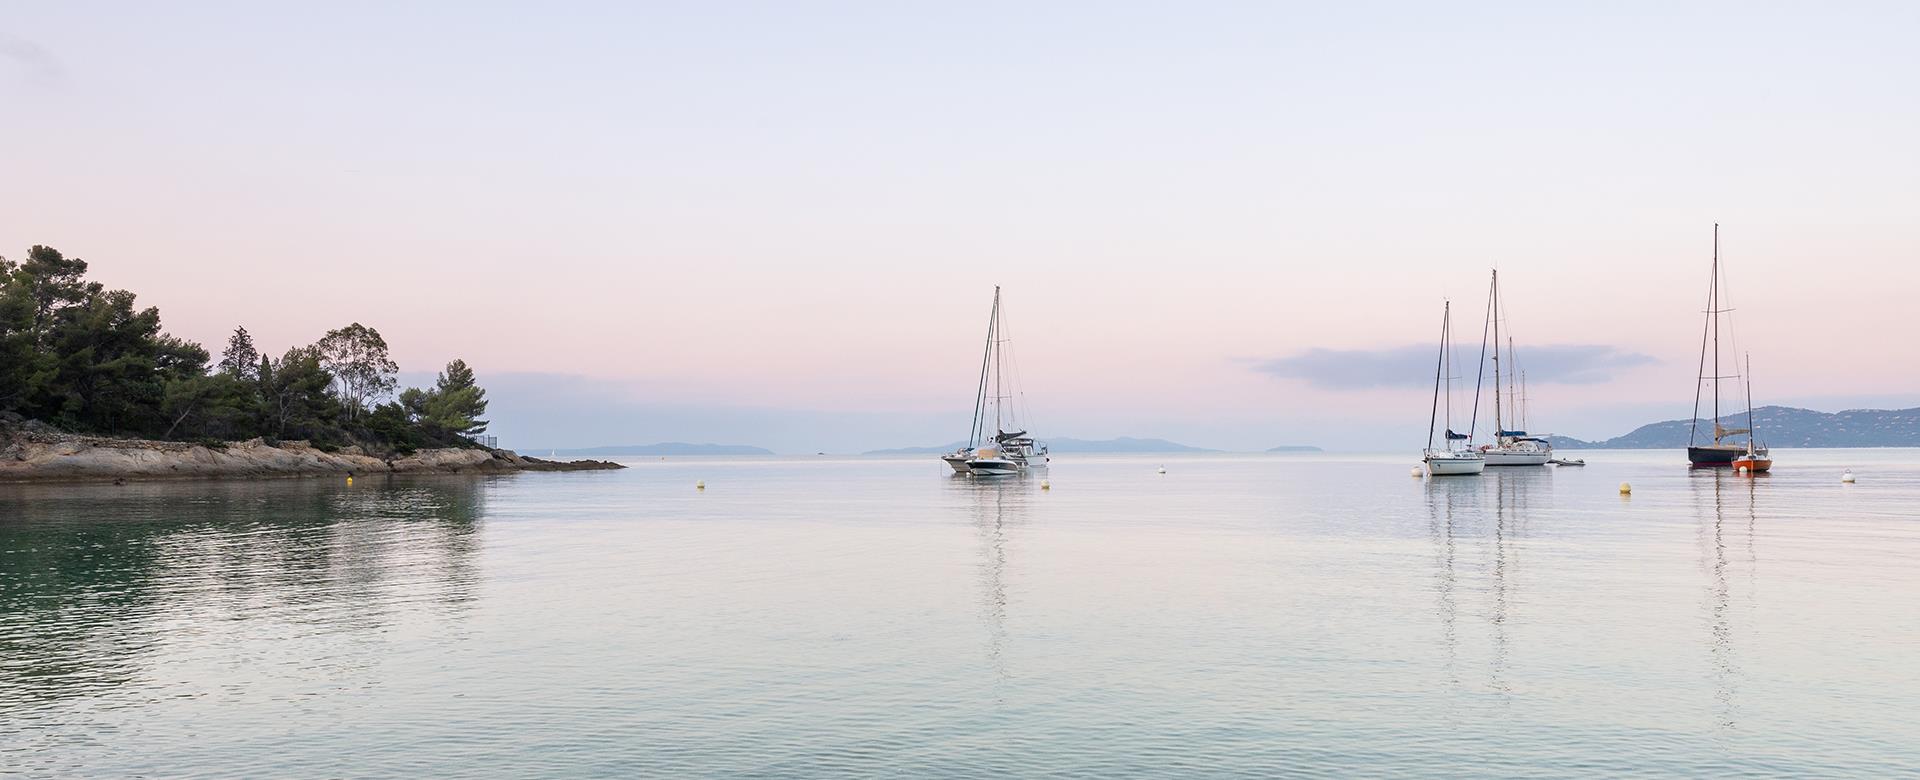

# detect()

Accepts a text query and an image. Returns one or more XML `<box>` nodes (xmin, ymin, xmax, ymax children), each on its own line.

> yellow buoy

<box><xmin>346</xmin><ymin>476</ymin><xmax>353</xmax><ymax>486</ymax></box>
<box><xmin>1618</xmin><ymin>482</ymin><xmax>1631</xmax><ymax>495</ymax></box>
<box><xmin>1040</xmin><ymin>480</ymin><xmax>1051</xmax><ymax>490</ymax></box>
<box><xmin>696</xmin><ymin>480</ymin><xmax>705</xmax><ymax>490</ymax></box>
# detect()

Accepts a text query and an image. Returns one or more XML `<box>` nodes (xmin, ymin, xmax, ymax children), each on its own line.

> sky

<box><xmin>4</xmin><ymin>2</ymin><xmax>1918</xmax><ymax>452</ymax></box>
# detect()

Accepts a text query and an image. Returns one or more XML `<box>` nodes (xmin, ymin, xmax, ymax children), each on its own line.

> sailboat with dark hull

<box><xmin>1687</xmin><ymin>224</ymin><xmax>1770</xmax><ymax>468</ymax></box>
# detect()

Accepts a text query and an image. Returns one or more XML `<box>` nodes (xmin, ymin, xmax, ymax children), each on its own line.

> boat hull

<box><xmin>1483</xmin><ymin>448</ymin><xmax>1552</xmax><ymax>466</ymax></box>
<box><xmin>942</xmin><ymin>454</ymin><xmax>973</xmax><ymax>474</ymax></box>
<box><xmin>1424</xmin><ymin>454</ymin><xmax>1487</xmax><ymax>476</ymax></box>
<box><xmin>1733</xmin><ymin>456</ymin><xmax>1772</xmax><ymax>473</ymax></box>
<box><xmin>1687</xmin><ymin>445</ymin><xmax>1745</xmax><ymax>467</ymax></box>
<box><xmin>966</xmin><ymin>458</ymin><xmax>1022</xmax><ymax>477</ymax></box>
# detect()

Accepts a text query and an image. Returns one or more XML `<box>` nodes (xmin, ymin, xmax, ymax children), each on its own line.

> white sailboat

<box><xmin>944</xmin><ymin>287</ymin><xmax>1049</xmax><ymax>477</ymax></box>
<box><xmin>1478</xmin><ymin>270</ymin><xmax>1552</xmax><ymax>466</ymax></box>
<box><xmin>1425</xmin><ymin>300</ymin><xmax>1486</xmax><ymax>476</ymax></box>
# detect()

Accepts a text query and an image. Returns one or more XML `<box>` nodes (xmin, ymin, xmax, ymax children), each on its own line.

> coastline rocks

<box><xmin>0</xmin><ymin>426</ymin><xmax>623</xmax><ymax>483</ymax></box>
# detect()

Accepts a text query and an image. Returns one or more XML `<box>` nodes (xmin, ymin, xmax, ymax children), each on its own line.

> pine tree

<box><xmin>219</xmin><ymin>326</ymin><xmax>261</xmax><ymax>380</ymax></box>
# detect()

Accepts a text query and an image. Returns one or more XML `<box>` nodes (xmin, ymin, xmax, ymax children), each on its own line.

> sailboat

<box><xmin>943</xmin><ymin>287</ymin><xmax>1049</xmax><ymax>477</ymax></box>
<box><xmin>1424</xmin><ymin>300</ymin><xmax>1486</xmax><ymax>476</ymax></box>
<box><xmin>1687</xmin><ymin>224</ymin><xmax>1771</xmax><ymax>468</ymax></box>
<box><xmin>1478</xmin><ymin>270</ymin><xmax>1552</xmax><ymax>466</ymax></box>
<box><xmin>1731</xmin><ymin>354</ymin><xmax>1772</xmax><ymax>473</ymax></box>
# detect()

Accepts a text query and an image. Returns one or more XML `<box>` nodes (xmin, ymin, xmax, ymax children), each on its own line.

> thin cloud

<box><xmin>0</xmin><ymin>34</ymin><xmax>65</xmax><ymax>84</ymax></box>
<box><xmin>1254</xmin><ymin>344</ymin><xmax>1656</xmax><ymax>389</ymax></box>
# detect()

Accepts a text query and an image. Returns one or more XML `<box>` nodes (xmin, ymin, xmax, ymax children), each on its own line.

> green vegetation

<box><xmin>1</xmin><ymin>245</ymin><xmax>490</xmax><ymax>454</ymax></box>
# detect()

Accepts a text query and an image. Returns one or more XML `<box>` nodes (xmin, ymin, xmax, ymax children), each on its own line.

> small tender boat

<box><xmin>1732</xmin><ymin>450</ymin><xmax>1771</xmax><ymax>473</ymax></box>
<box><xmin>1549</xmin><ymin>458</ymin><xmax>1586</xmax><ymax>467</ymax></box>
<box><xmin>1422</xmin><ymin>300</ymin><xmax>1486</xmax><ymax>476</ymax></box>
<box><xmin>1731</xmin><ymin>356</ymin><xmax>1771</xmax><ymax>473</ymax></box>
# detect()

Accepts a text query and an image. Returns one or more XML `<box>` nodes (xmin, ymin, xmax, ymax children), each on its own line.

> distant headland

<box><xmin>0</xmin><ymin>244</ymin><xmax>619</xmax><ymax>481</ymax></box>
<box><xmin>868</xmin><ymin>437</ymin><xmax>1256</xmax><ymax>455</ymax></box>
<box><xmin>548</xmin><ymin>443</ymin><xmax>775</xmax><ymax>456</ymax></box>
<box><xmin>1549</xmin><ymin>406</ymin><xmax>1920</xmax><ymax>449</ymax></box>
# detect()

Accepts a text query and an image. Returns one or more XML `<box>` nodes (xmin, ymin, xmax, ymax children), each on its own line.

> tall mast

<box><xmin>969</xmin><ymin>288</ymin><xmax>996</xmax><ymax>448</ymax></box>
<box><xmin>1744</xmin><ymin>353</ymin><xmax>1756</xmax><ymax>453</ymax></box>
<box><xmin>1444</xmin><ymin>302</ymin><xmax>1454</xmax><ymax>445</ymax></box>
<box><xmin>992</xmin><ymin>287</ymin><xmax>1004</xmax><ymax>435</ymax></box>
<box><xmin>1490</xmin><ymin>270</ymin><xmax>1503</xmax><ymax>436</ymax></box>
<box><xmin>1711</xmin><ymin>224</ymin><xmax>1722</xmax><ymax>444</ymax></box>
<box><xmin>1689</xmin><ymin>226</ymin><xmax>1713</xmax><ymax>448</ymax></box>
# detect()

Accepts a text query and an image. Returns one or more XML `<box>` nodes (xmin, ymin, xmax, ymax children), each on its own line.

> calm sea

<box><xmin>3</xmin><ymin>451</ymin><xmax>1917</xmax><ymax>778</ymax></box>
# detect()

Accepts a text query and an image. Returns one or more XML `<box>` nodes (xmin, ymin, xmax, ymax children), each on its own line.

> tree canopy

<box><xmin>0</xmin><ymin>245</ymin><xmax>495</xmax><ymax>455</ymax></box>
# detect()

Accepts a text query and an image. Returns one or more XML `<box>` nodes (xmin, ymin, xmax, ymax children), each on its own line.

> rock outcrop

<box><xmin>0</xmin><ymin>424</ymin><xmax>622</xmax><ymax>483</ymax></box>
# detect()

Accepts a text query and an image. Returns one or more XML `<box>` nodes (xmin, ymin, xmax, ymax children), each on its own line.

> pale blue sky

<box><xmin>6</xmin><ymin>2</ymin><xmax>1917</xmax><ymax>450</ymax></box>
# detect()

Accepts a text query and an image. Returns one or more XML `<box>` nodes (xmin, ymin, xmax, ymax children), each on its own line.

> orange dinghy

<box><xmin>1733</xmin><ymin>451</ymin><xmax>1772</xmax><ymax>473</ymax></box>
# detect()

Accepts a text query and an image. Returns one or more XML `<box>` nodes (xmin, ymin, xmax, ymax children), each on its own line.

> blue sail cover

<box><xmin>1445</xmin><ymin>429</ymin><xmax>1470</xmax><ymax>441</ymax></box>
<box><xmin>1497</xmin><ymin>429</ymin><xmax>1528</xmax><ymax>437</ymax></box>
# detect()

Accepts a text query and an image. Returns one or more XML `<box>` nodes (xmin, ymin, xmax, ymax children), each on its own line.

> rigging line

<box><xmin>1711</xmin><ymin>223</ymin><xmax>1721</xmax><ymax>440</ymax></box>
<box><xmin>970</xmin><ymin>289</ymin><xmax>996</xmax><ymax>449</ymax></box>
<box><xmin>1745</xmin><ymin>353</ymin><xmax>1757</xmax><ymax>448</ymax></box>
<box><xmin>1490</xmin><ymin>270</ymin><xmax>1502</xmax><ymax>435</ymax></box>
<box><xmin>1429</xmin><ymin>300</ymin><xmax>1447</xmax><ymax>450</ymax></box>
<box><xmin>1468</xmin><ymin>282</ymin><xmax>1493</xmax><ymax>444</ymax></box>
<box><xmin>1689</xmin><ymin>229</ymin><xmax>1716</xmax><ymax>447</ymax></box>
<box><xmin>1001</xmin><ymin>298</ymin><xmax>1033</xmax><ymax>432</ymax></box>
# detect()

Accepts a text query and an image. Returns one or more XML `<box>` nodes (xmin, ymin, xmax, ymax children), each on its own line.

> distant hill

<box><xmin>1548</xmin><ymin>406</ymin><xmax>1920</xmax><ymax>449</ymax></box>
<box><xmin>553</xmin><ymin>442</ymin><xmax>775</xmax><ymax>456</ymax></box>
<box><xmin>863</xmin><ymin>436</ymin><xmax>1214</xmax><ymax>455</ymax></box>
<box><xmin>863</xmin><ymin>441</ymin><xmax>969</xmax><ymax>456</ymax></box>
<box><xmin>1265</xmin><ymin>445</ymin><xmax>1324</xmax><ymax>452</ymax></box>
<box><xmin>1048</xmin><ymin>437</ymin><xmax>1216</xmax><ymax>453</ymax></box>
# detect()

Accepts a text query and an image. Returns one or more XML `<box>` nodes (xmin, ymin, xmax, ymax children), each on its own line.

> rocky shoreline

<box><xmin>0</xmin><ymin>424</ymin><xmax>623</xmax><ymax>483</ymax></box>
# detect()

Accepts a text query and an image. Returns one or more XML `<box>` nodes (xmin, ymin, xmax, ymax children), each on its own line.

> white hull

<box><xmin>966</xmin><ymin>458</ymin><xmax>1022</xmax><ymax>477</ymax></box>
<box><xmin>942</xmin><ymin>454</ymin><xmax>973</xmax><ymax>474</ymax></box>
<box><xmin>1424</xmin><ymin>450</ymin><xmax>1487</xmax><ymax>476</ymax></box>
<box><xmin>1483</xmin><ymin>448</ymin><xmax>1551</xmax><ymax>466</ymax></box>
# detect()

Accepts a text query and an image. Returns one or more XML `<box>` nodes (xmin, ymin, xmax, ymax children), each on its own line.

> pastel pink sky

<box><xmin>5</xmin><ymin>3</ymin><xmax>1917</xmax><ymax>450</ymax></box>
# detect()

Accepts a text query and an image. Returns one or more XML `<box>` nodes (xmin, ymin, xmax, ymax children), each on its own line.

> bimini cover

<box><xmin>1445</xmin><ymin>429</ymin><xmax>1470</xmax><ymax>441</ymax></box>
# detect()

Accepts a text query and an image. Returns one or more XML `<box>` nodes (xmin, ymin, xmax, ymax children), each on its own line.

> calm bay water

<box><xmin>3</xmin><ymin>451</ymin><xmax>1918</xmax><ymax>777</ymax></box>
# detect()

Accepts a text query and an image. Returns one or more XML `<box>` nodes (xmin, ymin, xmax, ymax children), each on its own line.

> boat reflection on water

<box><xmin>1423</xmin><ymin>468</ymin><xmax>1551</xmax><ymax>697</ymax></box>
<box><xmin>1690</xmin><ymin>468</ymin><xmax>1761</xmax><ymax>731</ymax></box>
<box><xmin>945</xmin><ymin>476</ymin><xmax>1041</xmax><ymax>684</ymax></box>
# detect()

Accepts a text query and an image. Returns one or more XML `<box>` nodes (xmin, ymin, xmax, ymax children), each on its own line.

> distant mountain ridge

<box><xmin>1548</xmin><ymin>406</ymin><xmax>1920</xmax><ymax>449</ymax></box>
<box><xmin>553</xmin><ymin>442</ymin><xmax>775</xmax><ymax>456</ymax></box>
<box><xmin>863</xmin><ymin>436</ymin><xmax>1217</xmax><ymax>455</ymax></box>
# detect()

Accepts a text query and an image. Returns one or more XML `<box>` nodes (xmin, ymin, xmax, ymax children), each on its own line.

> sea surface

<box><xmin>2</xmin><ymin>450</ymin><xmax>1917</xmax><ymax>778</ymax></box>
